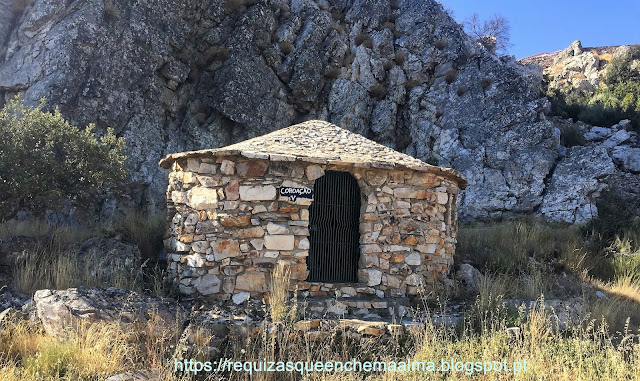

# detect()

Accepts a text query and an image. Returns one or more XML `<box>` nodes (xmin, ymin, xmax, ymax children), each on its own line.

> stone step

<box><xmin>297</xmin><ymin>295</ymin><xmax>411</xmax><ymax>319</ymax></box>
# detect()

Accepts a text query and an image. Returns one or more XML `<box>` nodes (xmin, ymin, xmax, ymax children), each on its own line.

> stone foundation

<box><xmin>164</xmin><ymin>154</ymin><xmax>460</xmax><ymax>301</ymax></box>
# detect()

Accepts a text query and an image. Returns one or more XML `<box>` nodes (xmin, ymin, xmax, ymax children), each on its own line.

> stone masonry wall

<box><xmin>164</xmin><ymin>155</ymin><xmax>460</xmax><ymax>301</ymax></box>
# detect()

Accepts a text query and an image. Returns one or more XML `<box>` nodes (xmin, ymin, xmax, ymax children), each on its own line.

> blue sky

<box><xmin>440</xmin><ymin>0</ymin><xmax>640</xmax><ymax>59</ymax></box>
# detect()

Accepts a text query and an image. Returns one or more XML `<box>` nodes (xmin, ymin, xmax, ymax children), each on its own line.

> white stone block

<box><xmin>264</xmin><ymin>235</ymin><xmax>295</xmax><ymax>250</ymax></box>
<box><xmin>239</xmin><ymin>185</ymin><xmax>277</xmax><ymax>201</ymax></box>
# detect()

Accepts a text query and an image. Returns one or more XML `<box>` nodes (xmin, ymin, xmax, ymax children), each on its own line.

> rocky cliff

<box><xmin>0</xmin><ymin>0</ymin><xmax>637</xmax><ymax>223</ymax></box>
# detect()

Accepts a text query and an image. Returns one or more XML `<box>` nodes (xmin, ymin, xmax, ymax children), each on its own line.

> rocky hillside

<box><xmin>520</xmin><ymin>40</ymin><xmax>640</xmax><ymax>93</ymax></box>
<box><xmin>0</xmin><ymin>0</ymin><xmax>637</xmax><ymax>223</ymax></box>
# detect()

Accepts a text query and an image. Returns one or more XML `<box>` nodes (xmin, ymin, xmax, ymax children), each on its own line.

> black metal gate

<box><xmin>308</xmin><ymin>170</ymin><xmax>361</xmax><ymax>282</ymax></box>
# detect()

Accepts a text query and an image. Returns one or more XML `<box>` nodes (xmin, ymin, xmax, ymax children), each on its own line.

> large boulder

<box><xmin>539</xmin><ymin>146</ymin><xmax>615</xmax><ymax>223</ymax></box>
<box><xmin>33</xmin><ymin>287</ymin><xmax>185</xmax><ymax>339</ymax></box>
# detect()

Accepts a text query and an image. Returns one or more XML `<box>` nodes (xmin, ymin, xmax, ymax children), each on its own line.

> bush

<box><xmin>328</xmin><ymin>24</ymin><xmax>345</xmax><ymax>35</ymax></box>
<box><xmin>444</xmin><ymin>68</ymin><xmax>457</xmax><ymax>83</ymax></box>
<box><xmin>434</xmin><ymin>38</ymin><xmax>448</xmax><ymax>50</ymax></box>
<box><xmin>278</xmin><ymin>41</ymin><xmax>294</xmax><ymax>55</ymax></box>
<box><xmin>368</xmin><ymin>84</ymin><xmax>387</xmax><ymax>99</ymax></box>
<box><xmin>559</xmin><ymin>122</ymin><xmax>586</xmax><ymax>147</ymax></box>
<box><xmin>480</xmin><ymin>77</ymin><xmax>493</xmax><ymax>89</ymax></box>
<box><xmin>324</xmin><ymin>65</ymin><xmax>341</xmax><ymax>79</ymax></box>
<box><xmin>343</xmin><ymin>52</ymin><xmax>355</xmax><ymax>65</ymax></box>
<box><xmin>354</xmin><ymin>33</ymin><xmax>372</xmax><ymax>48</ymax></box>
<box><xmin>394</xmin><ymin>51</ymin><xmax>406</xmax><ymax>65</ymax></box>
<box><xmin>381</xmin><ymin>21</ymin><xmax>395</xmax><ymax>30</ymax></box>
<box><xmin>0</xmin><ymin>95</ymin><xmax>127</xmax><ymax>222</ymax></box>
<box><xmin>456</xmin><ymin>85</ymin><xmax>467</xmax><ymax>96</ymax></box>
<box><xmin>103</xmin><ymin>1</ymin><xmax>118</xmax><ymax>22</ymax></box>
<box><xmin>330</xmin><ymin>10</ymin><xmax>344</xmax><ymax>21</ymax></box>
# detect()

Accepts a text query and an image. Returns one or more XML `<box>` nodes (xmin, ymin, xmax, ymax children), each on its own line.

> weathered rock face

<box><xmin>0</xmin><ymin>0</ymin><xmax>634</xmax><ymax>222</ymax></box>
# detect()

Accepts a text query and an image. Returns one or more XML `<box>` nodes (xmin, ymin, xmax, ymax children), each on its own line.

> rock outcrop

<box><xmin>0</xmin><ymin>0</ymin><xmax>637</xmax><ymax>222</ymax></box>
<box><xmin>521</xmin><ymin>40</ymin><xmax>640</xmax><ymax>94</ymax></box>
<box><xmin>33</xmin><ymin>287</ymin><xmax>185</xmax><ymax>339</ymax></box>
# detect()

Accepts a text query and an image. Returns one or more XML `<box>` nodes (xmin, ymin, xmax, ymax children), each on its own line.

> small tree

<box><xmin>463</xmin><ymin>13</ymin><xmax>511</xmax><ymax>54</ymax></box>
<box><xmin>0</xmin><ymin>95</ymin><xmax>127</xmax><ymax>221</ymax></box>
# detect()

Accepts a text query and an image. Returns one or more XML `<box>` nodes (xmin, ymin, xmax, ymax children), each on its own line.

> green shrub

<box><xmin>585</xmin><ymin>188</ymin><xmax>640</xmax><ymax>251</ymax></box>
<box><xmin>343</xmin><ymin>52</ymin><xmax>355</xmax><ymax>65</ymax></box>
<box><xmin>0</xmin><ymin>95</ymin><xmax>127</xmax><ymax>222</ymax></box>
<box><xmin>604</xmin><ymin>49</ymin><xmax>640</xmax><ymax>87</ymax></box>
<box><xmin>330</xmin><ymin>10</ymin><xmax>344</xmax><ymax>21</ymax></box>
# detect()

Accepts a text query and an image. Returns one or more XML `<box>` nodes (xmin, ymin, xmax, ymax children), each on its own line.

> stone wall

<box><xmin>164</xmin><ymin>155</ymin><xmax>460</xmax><ymax>301</ymax></box>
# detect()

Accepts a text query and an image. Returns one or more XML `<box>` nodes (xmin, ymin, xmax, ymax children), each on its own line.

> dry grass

<box><xmin>0</xmin><ymin>312</ymin><xmax>182</xmax><ymax>380</ymax></box>
<box><xmin>0</xmin><ymin>219</ymin><xmax>94</xmax><ymax>243</ymax></box>
<box><xmin>12</xmin><ymin>243</ymin><xmax>143</xmax><ymax>294</ymax></box>
<box><xmin>597</xmin><ymin>52</ymin><xmax>613</xmax><ymax>63</ymax></box>
<box><xmin>269</xmin><ymin>262</ymin><xmax>297</xmax><ymax>323</ymax></box>
<box><xmin>2</xmin><ymin>217</ymin><xmax>640</xmax><ymax>379</ymax></box>
<box><xmin>3</xmin><ymin>213</ymin><xmax>171</xmax><ymax>297</ymax></box>
<box><xmin>112</xmin><ymin>211</ymin><xmax>166</xmax><ymax>261</ymax></box>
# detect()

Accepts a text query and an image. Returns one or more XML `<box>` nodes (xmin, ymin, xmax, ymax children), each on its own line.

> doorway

<box><xmin>307</xmin><ymin>170</ymin><xmax>361</xmax><ymax>282</ymax></box>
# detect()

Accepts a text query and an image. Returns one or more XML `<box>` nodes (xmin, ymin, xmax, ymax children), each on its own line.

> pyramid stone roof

<box><xmin>159</xmin><ymin>120</ymin><xmax>466</xmax><ymax>187</ymax></box>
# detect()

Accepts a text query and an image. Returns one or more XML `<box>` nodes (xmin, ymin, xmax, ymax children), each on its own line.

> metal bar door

<box><xmin>308</xmin><ymin>170</ymin><xmax>361</xmax><ymax>282</ymax></box>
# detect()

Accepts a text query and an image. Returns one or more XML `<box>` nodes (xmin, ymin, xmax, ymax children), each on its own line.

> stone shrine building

<box><xmin>159</xmin><ymin>120</ymin><xmax>467</xmax><ymax>315</ymax></box>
